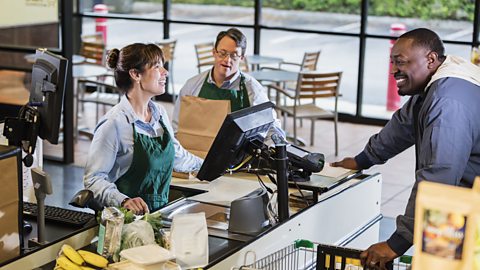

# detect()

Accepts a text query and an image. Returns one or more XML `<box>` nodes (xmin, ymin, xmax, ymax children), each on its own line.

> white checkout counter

<box><xmin>169</xmin><ymin>172</ymin><xmax>382</xmax><ymax>269</ymax></box>
<box><xmin>0</xmin><ymin>171</ymin><xmax>382</xmax><ymax>269</ymax></box>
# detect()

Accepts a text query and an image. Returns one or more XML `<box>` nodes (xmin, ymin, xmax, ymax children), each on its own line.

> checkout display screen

<box><xmin>287</xmin><ymin>145</ymin><xmax>309</xmax><ymax>158</ymax></box>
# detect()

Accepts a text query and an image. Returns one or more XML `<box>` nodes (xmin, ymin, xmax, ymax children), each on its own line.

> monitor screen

<box><xmin>29</xmin><ymin>49</ymin><xmax>68</xmax><ymax>144</ymax></box>
<box><xmin>197</xmin><ymin>102</ymin><xmax>275</xmax><ymax>181</ymax></box>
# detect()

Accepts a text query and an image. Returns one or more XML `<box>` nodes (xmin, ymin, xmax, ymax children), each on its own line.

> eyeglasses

<box><xmin>215</xmin><ymin>49</ymin><xmax>241</xmax><ymax>61</ymax></box>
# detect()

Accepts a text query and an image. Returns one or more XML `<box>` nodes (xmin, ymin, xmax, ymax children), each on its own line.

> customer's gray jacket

<box><xmin>355</xmin><ymin>56</ymin><xmax>480</xmax><ymax>255</ymax></box>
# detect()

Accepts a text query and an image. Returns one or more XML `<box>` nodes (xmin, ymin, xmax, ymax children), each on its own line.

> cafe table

<box><xmin>246</xmin><ymin>55</ymin><xmax>283</xmax><ymax>71</ymax></box>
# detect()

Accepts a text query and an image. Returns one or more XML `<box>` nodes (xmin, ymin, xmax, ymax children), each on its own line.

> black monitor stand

<box><xmin>271</xmin><ymin>134</ymin><xmax>289</xmax><ymax>222</ymax></box>
<box><xmin>3</xmin><ymin>105</ymin><xmax>40</xmax><ymax>168</ymax></box>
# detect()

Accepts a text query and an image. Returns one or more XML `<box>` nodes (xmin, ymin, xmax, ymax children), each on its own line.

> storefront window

<box><xmin>367</xmin><ymin>0</ymin><xmax>475</xmax><ymax>42</ymax></box>
<box><xmin>361</xmin><ymin>0</ymin><xmax>476</xmax><ymax>119</ymax></box>
<box><xmin>262</xmin><ymin>0</ymin><xmax>361</xmax><ymax>33</ymax></box>
<box><xmin>76</xmin><ymin>0</ymin><xmax>480</xmax><ymax>122</ymax></box>
<box><xmin>81</xmin><ymin>17</ymin><xmax>164</xmax><ymax>50</ymax></box>
<box><xmin>260</xmin><ymin>30</ymin><xmax>358</xmax><ymax>115</ymax></box>
<box><xmin>171</xmin><ymin>0</ymin><xmax>254</xmax><ymax>23</ymax></box>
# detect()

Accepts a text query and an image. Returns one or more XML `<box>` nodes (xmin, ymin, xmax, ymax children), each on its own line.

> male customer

<box><xmin>332</xmin><ymin>28</ymin><xmax>480</xmax><ymax>269</ymax></box>
<box><xmin>172</xmin><ymin>27</ymin><xmax>283</xmax><ymax>136</ymax></box>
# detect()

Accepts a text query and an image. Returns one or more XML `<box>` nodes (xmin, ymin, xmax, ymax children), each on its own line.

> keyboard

<box><xmin>23</xmin><ymin>201</ymin><xmax>96</xmax><ymax>227</ymax></box>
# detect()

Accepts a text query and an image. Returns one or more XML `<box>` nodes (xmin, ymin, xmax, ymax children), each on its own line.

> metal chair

<box><xmin>267</xmin><ymin>71</ymin><xmax>342</xmax><ymax>155</ymax></box>
<box><xmin>79</xmin><ymin>41</ymin><xmax>106</xmax><ymax>65</ymax></box>
<box><xmin>81</xmin><ymin>32</ymin><xmax>104</xmax><ymax>44</ymax></box>
<box><xmin>75</xmin><ymin>79</ymin><xmax>122</xmax><ymax>140</ymax></box>
<box><xmin>280</xmin><ymin>51</ymin><xmax>321</xmax><ymax>71</ymax></box>
<box><xmin>156</xmin><ymin>39</ymin><xmax>177</xmax><ymax>96</ymax></box>
<box><xmin>194</xmin><ymin>41</ymin><xmax>249</xmax><ymax>73</ymax></box>
<box><xmin>195</xmin><ymin>42</ymin><xmax>215</xmax><ymax>73</ymax></box>
<box><xmin>77</xmin><ymin>41</ymin><xmax>111</xmax><ymax>113</ymax></box>
<box><xmin>275</xmin><ymin>50</ymin><xmax>322</xmax><ymax>128</ymax></box>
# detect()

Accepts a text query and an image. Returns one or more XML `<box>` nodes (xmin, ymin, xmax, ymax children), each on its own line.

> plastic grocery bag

<box><xmin>170</xmin><ymin>212</ymin><xmax>208</xmax><ymax>268</ymax></box>
<box><xmin>120</xmin><ymin>220</ymin><xmax>156</xmax><ymax>251</ymax></box>
<box><xmin>97</xmin><ymin>207</ymin><xmax>124</xmax><ymax>261</ymax></box>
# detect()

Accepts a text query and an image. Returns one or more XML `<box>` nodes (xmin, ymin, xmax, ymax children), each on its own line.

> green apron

<box><xmin>115</xmin><ymin>120</ymin><xmax>175</xmax><ymax>212</ymax></box>
<box><xmin>198</xmin><ymin>73</ymin><xmax>250</xmax><ymax>112</ymax></box>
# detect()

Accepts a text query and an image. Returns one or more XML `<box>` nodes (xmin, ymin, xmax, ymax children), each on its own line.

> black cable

<box><xmin>237</xmin><ymin>167</ymin><xmax>277</xmax><ymax>176</ymax></box>
<box><xmin>266</xmin><ymin>173</ymin><xmax>277</xmax><ymax>186</ymax></box>
<box><xmin>291</xmin><ymin>179</ymin><xmax>310</xmax><ymax>207</ymax></box>
<box><xmin>256</xmin><ymin>172</ymin><xmax>274</xmax><ymax>194</ymax></box>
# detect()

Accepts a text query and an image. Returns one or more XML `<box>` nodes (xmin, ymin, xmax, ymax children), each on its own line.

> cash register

<box><xmin>196</xmin><ymin>102</ymin><xmax>325</xmax><ymax>225</ymax></box>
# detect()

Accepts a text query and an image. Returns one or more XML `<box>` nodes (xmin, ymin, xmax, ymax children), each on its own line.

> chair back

<box><xmin>296</xmin><ymin>71</ymin><xmax>342</xmax><ymax>100</ymax></box>
<box><xmin>301</xmin><ymin>51</ymin><xmax>321</xmax><ymax>71</ymax></box>
<box><xmin>81</xmin><ymin>32</ymin><xmax>104</xmax><ymax>44</ymax></box>
<box><xmin>195</xmin><ymin>42</ymin><xmax>215</xmax><ymax>73</ymax></box>
<box><xmin>156</xmin><ymin>39</ymin><xmax>178</xmax><ymax>96</ymax></box>
<box><xmin>156</xmin><ymin>39</ymin><xmax>177</xmax><ymax>64</ymax></box>
<box><xmin>80</xmin><ymin>41</ymin><xmax>106</xmax><ymax>65</ymax></box>
<box><xmin>76</xmin><ymin>79</ymin><xmax>122</xmax><ymax>139</ymax></box>
<box><xmin>78</xmin><ymin>79</ymin><xmax>122</xmax><ymax>105</ymax></box>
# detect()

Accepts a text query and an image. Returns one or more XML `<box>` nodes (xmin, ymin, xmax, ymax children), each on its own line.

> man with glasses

<box><xmin>172</xmin><ymin>27</ymin><xmax>283</xmax><ymax>136</ymax></box>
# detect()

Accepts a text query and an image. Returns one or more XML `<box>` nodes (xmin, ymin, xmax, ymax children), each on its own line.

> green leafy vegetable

<box><xmin>141</xmin><ymin>212</ymin><xmax>164</xmax><ymax>245</ymax></box>
<box><xmin>118</xmin><ymin>207</ymin><xmax>135</xmax><ymax>224</ymax></box>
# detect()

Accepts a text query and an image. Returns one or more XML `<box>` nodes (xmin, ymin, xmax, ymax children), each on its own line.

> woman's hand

<box><xmin>330</xmin><ymin>157</ymin><xmax>359</xmax><ymax>170</ymax></box>
<box><xmin>122</xmin><ymin>197</ymin><xmax>149</xmax><ymax>215</ymax></box>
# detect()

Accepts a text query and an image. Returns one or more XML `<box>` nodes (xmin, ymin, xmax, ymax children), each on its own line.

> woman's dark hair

<box><xmin>215</xmin><ymin>28</ymin><xmax>247</xmax><ymax>56</ymax></box>
<box><xmin>106</xmin><ymin>43</ymin><xmax>164</xmax><ymax>93</ymax></box>
<box><xmin>399</xmin><ymin>28</ymin><xmax>446</xmax><ymax>61</ymax></box>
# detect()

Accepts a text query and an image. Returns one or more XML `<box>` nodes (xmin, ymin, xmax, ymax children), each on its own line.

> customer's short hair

<box><xmin>106</xmin><ymin>43</ymin><xmax>164</xmax><ymax>93</ymax></box>
<box><xmin>215</xmin><ymin>28</ymin><xmax>247</xmax><ymax>56</ymax></box>
<box><xmin>399</xmin><ymin>28</ymin><xmax>446</xmax><ymax>60</ymax></box>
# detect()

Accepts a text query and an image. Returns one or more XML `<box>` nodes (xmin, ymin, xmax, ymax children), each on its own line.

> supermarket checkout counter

<box><xmin>0</xmin><ymin>170</ymin><xmax>382</xmax><ymax>269</ymax></box>
<box><xmin>168</xmin><ymin>171</ymin><xmax>382</xmax><ymax>269</ymax></box>
<box><xmin>164</xmin><ymin>102</ymin><xmax>383</xmax><ymax>268</ymax></box>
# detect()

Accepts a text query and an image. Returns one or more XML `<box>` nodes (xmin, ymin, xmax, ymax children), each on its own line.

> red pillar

<box><xmin>94</xmin><ymin>4</ymin><xmax>108</xmax><ymax>44</ymax></box>
<box><xmin>386</xmin><ymin>23</ymin><xmax>406</xmax><ymax>111</ymax></box>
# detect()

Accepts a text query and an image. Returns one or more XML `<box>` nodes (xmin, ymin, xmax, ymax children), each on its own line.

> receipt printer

<box><xmin>228</xmin><ymin>188</ymin><xmax>269</xmax><ymax>234</ymax></box>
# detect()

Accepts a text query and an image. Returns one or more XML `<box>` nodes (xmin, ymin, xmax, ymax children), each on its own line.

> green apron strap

<box><xmin>198</xmin><ymin>72</ymin><xmax>250</xmax><ymax>112</ymax></box>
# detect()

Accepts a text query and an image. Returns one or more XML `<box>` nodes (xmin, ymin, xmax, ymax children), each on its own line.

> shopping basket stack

<box><xmin>237</xmin><ymin>240</ymin><xmax>412</xmax><ymax>270</ymax></box>
<box><xmin>239</xmin><ymin>239</ymin><xmax>318</xmax><ymax>270</ymax></box>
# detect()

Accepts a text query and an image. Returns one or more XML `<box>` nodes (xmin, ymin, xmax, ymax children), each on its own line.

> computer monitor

<box><xmin>2</xmin><ymin>49</ymin><xmax>68</xmax><ymax>165</ymax></box>
<box><xmin>196</xmin><ymin>102</ymin><xmax>325</xmax><ymax>182</ymax></box>
<box><xmin>197</xmin><ymin>102</ymin><xmax>275</xmax><ymax>181</ymax></box>
<box><xmin>29</xmin><ymin>49</ymin><xmax>68</xmax><ymax>144</ymax></box>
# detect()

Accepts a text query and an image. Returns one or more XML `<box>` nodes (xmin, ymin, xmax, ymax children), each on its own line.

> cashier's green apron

<box><xmin>116</xmin><ymin>120</ymin><xmax>175</xmax><ymax>212</ymax></box>
<box><xmin>198</xmin><ymin>73</ymin><xmax>250</xmax><ymax>112</ymax></box>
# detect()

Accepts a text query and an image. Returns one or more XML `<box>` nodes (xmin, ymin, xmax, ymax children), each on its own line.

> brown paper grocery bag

<box><xmin>413</xmin><ymin>181</ymin><xmax>480</xmax><ymax>270</ymax></box>
<box><xmin>0</xmin><ymin>147</ymin><xmax>21</xmax><ymax>263</ymax></box>
<box><xmin>176</xmin><ymin>96</ymin><xmax>230</xmax><ymax>158</ymax></box>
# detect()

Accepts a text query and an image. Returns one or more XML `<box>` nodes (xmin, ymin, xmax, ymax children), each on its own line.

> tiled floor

<box><xmin>43</xmin><ymin>99</ymin><xmax>416</xmax><ymax>246</ymax></box>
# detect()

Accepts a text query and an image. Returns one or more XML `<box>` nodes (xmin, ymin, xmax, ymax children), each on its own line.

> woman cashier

<box><xmin>83</xmin><ymin>43</ymin><xmax>202</xmax><ymax>214</ymax></box>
